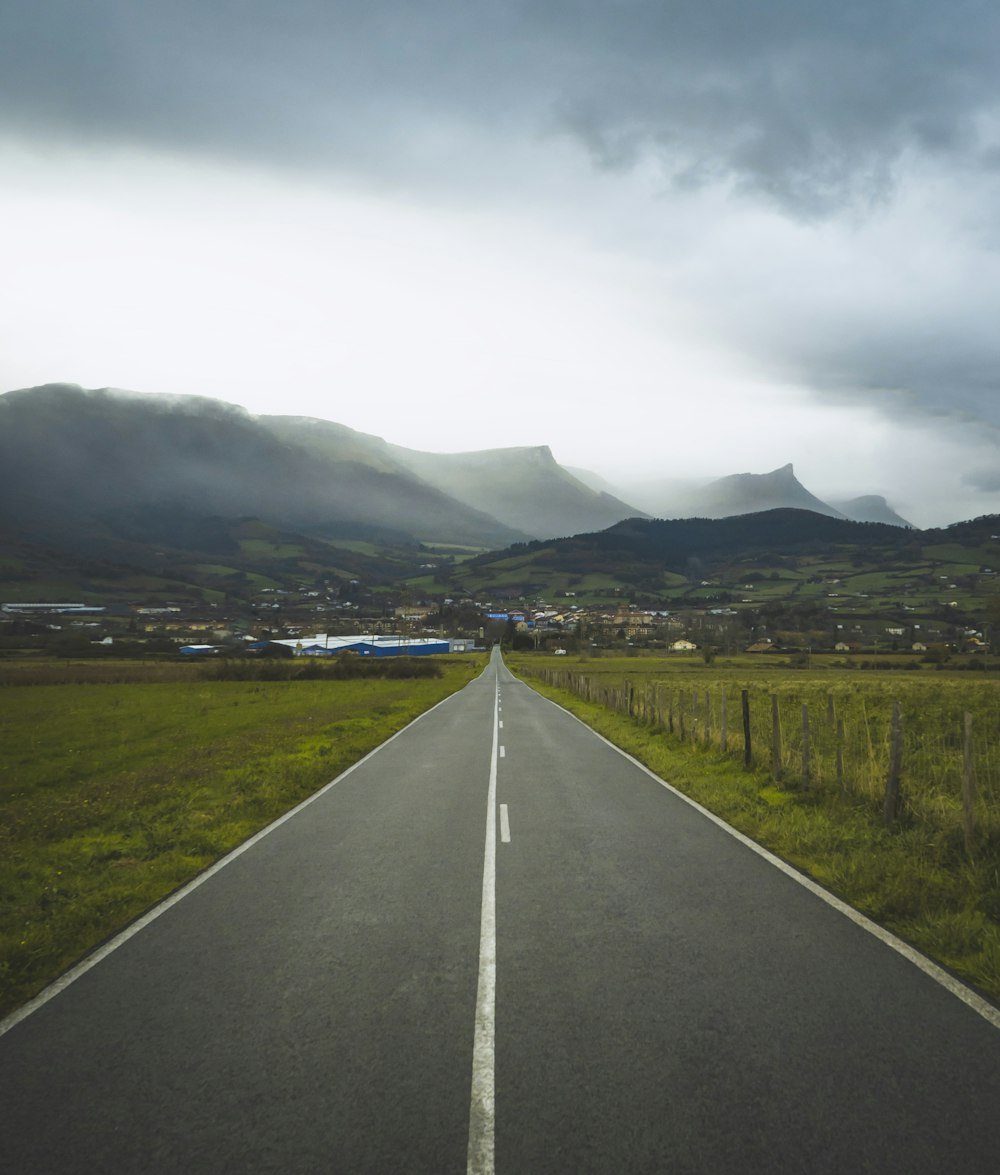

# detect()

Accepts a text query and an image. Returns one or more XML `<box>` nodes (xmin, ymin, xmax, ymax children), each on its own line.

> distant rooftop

<box><xmin>2</xmin><ymin>603</ymin><xmax>105</xmax><ymax>613</ymax></box>
<box><xmin>269</xmin><ymin>633</ymin><xmax>448</xmax><ymax>651</ymax></box>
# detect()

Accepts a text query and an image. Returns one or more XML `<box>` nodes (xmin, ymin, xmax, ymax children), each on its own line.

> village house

<box><xmin>746</xmin><ymin>639</ymin><xmax>775</xmax><ymax>653</ymax></box>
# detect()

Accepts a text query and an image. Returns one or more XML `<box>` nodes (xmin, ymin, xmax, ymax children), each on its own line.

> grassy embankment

<box><xmin>508</xmin><ymin>652</ymin><xmax>1000</xmax><ymax>1004</ymax></box>
<box><xmin>0</xmin><ymin>655</ymin><xmax>483</xmax><ymax>1018</ymax></box>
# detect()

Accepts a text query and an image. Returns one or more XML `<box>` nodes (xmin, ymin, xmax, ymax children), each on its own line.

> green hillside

<box><xmin>424</xmin><ymin>510</ymin><xmax>1000</xmax><ymax>638</ymax></box>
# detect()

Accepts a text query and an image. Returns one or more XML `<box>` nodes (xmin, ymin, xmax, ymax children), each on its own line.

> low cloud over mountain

<box><xmin>615</xmin><ymin>464</ymin><xmax>911</xmax><ymax>528</ymax></box>
<box><xmin>0</xmin><ymin>386</ymin><xmax>649</xmax><ymax>559</ymax></box>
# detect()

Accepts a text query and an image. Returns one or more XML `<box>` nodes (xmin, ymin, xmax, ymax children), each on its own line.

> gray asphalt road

<box><xmin>2</xmin><ymin>648</ymin><xmax>1000</xmax><ymax>1173</ymax></box>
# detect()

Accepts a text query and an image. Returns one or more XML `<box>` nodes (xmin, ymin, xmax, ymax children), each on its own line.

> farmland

<box><xmin>0</xmin><ymin>656</ymin><xmax>483</xmax><ymax>1017</ymax></box>
<box><xmin>445</xmin><ymin>515</ymin><xmax>1000</xmax><ymax>647</ymax></box>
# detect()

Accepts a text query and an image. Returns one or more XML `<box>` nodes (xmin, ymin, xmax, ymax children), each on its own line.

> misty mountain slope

<box><xmin>258</xmin><ymin>414</ymin><xmax>405</xmax><ymax>476</ymax></box>
<box><xmin>267</xmin><ymin>419</ymin><xmax>647</xmax><ymax>541</ymax></box>
<box><xmin>564</xmin><ymin>465</ymin><xmax>631</xmax><ymax>497</ymax></box>
<box><xmin>677</xmin><ymin>463</ymin><xmax>844</xmax><ymax>520</ymax></box>
<box><xmin>0</xmin><ymin>385</ymin><xmax>524</xmax><ymax>549</ymax></box>
<box><xmin>621</xmin><ymin>463</ymin><xmax>843</xmax><ymax>520</ymax></box>
<box><xmin>612</xmin><ymin>464</ymin><xmax>912</xmax><ymax>529</ymax></box>
<box><xmin>830</xmin><ymin>495</ymin><xmax>913</xmax><ymax>528</ymax></box>
<box><xmin>387</xmin><ymin>443</ymin><xmax>646</xmax><ymax>539</ymax></box>
<box><xmin>254</xmin><ymin>412</ymin><xmax>527</xmax><ymax>544</ymax></box>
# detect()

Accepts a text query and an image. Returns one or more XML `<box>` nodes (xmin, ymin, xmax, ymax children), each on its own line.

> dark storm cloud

<box><xmin>752</xmin><ymin>316</ymin><xmax>1000</xmax><ymax>433</ymax></box>
<box><xmin>4</xmin><ymin>1</ymin><xmax>1000</xmax><ymax>214</ymax></box>
<box><xmin>965</xmin><ymin>468</ymin><xmax>1000</xmax><ymax>492</ymax></box>
<box><xmin>5</xmin><ymin>1</ymin><xmax>1000</xmax><ymax>463</ymax></box>
<box><xmin>540</xmin><ymin>0</ymin><xmax>1000</xmax><ymax>216</ymax></box>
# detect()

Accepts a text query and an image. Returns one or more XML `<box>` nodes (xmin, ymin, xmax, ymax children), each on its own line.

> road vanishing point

<box><xmin>3</xmin><ymin>647</ymin><xmax>1000</xmax><ymax>1173</ymax></box>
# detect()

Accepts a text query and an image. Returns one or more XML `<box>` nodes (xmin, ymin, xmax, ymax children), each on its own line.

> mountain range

<box><xmin>0</xmin><ymin>385</ymin><xmax>912</xmax><ymax>578</ymax></box>
<box><xmin>609</xmin><ymin>464</ymin><xmax>911</xmax><ymax>528</ymax></box>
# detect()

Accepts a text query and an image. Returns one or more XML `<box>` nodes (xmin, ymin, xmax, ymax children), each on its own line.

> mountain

<box><xmin>830</xmin><ymin>495</ymin><xmax>913</xmax><ymax>528</ymax></box>
<box><xmin>0</xmin><ymin>385</ymin><xmax>524</xmax><ymax>552</ymax></box>
<box><xmin>609</xmin><ymin>463</ymin><xmax>911</xmax><ymax>529</ymax></box>
<box><xmin>257</xmin><ymin>418</ymin><xmax>645</xmax><ymax>541</ymax></box>
<box><xmin>664</xmin><ymin>463</ymin><xmax>845</xmax><ymax>520</ymax></box>
<box><xmin>386</xmin><ymin>444</ymin><xmax>646</xmax><ymax>540</ymax></box>
<box><xmin>453</xmin><ymin>508</ymin><xmax>916</xmax><ymax>599</ymax></box>
<box><xmin>564</xmin><ymin>465</ymin><xmax>631</xmax><ymax>498</ymax></box>
<box><xmin>0</xmin><ymin>386</ymin><xmax>918</xmax><ymax>612</ymax></box>
<box><xmin>257</xmin><ymin>414</ymin><xmax>406</xmax><ymax>476</ymax></box>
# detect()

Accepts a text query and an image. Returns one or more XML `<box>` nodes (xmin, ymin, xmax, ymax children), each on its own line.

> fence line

<box><xmin>528</xmin><ymin>667</ymin><xmax>1000</xmax><ymax>853</ymax></box>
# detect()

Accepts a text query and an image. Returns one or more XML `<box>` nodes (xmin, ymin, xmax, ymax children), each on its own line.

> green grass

<box><xmin>510</xmin><ymin>652</ymin><xmax>1000</xmax><ymax>1003</ymax></box>
<box><xmin>323</xmin><ymin>539</ymin><xmax>387</xmax><ymax>556</ymax></box>
<box><xmin>0</xmin><ymin>657</ymin><xmax>483</xmax><ymax>1017</ymax></box>
<box><xmin>238</xmin><ymin>538</ymin><xmax>308</xmax><ymax>559</ymax></box>
<box><xmin>566</xmin><ymin>572</ymin><xmax>629</xmax><ymax>591</ymax></box>
<box><xmin>0</xmin><ymin>579</ymin><xmax>96</xmax><ymax>602</ymax></box>
<box><xmin>923</xmin><ymin>543</ymin><xmax>989</xmax><ymax>563</ymax></box>
<box><xmin>190</xmin><ymin>563</ymin><xmax>242</xmax><ymax>576</ymax></box>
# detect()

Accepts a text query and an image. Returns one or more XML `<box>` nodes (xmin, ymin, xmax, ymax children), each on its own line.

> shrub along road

<box><xmin>2</xmin><ymin>648</ymin><xmax>1000</xmax><ymax>1173</ymax></box>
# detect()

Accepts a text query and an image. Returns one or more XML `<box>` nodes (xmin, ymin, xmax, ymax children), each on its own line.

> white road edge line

<box><xmin>527</xmin><ymin>681</ymin><xmax>1000</xmax><ymax>1033</ymax></box>
<box><xmin>500</xmin><ymin>804</ymin><xmax>511</xmax><ymax>844</ymax></box>
<box><xmin>0</xmin><ymin>688</ymin><xmax>466</xmax><ymax>1040</ymax></box>
<box><xmin>467</xmin><ymin>682</ymin><xmax>499</xmax><ymax>1174</ymax></box>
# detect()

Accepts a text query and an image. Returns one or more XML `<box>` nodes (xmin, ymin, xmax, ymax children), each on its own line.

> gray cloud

<box><xmin>4</xmin><ymin>0</ymin><xmax>1000</xmax><ymax>519</ymax></box>
<box><xmin>739</xmin><ymin>315</ymin><xmax>1000</xmax><ymax>435</ymax></box>
<box><xmin>4</xmin><ymin>2</ymin><xmax>1000</xmax><ymax>215</ymax></box>
<box><xmin>964</xmin><ymin>468</ymin><xmax>1000</xmax><ymax>493</ymax></box>
<box><xmin>542</xmin><ymin>1</ymin><xmax>1000</xmax><ymax>216</ymax></box>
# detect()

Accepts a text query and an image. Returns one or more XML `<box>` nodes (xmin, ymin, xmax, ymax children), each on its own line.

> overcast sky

<box><xmin>3</xmin><ymin>1</ymin><xmax>1000</xmax><ymax>526</ymax></box>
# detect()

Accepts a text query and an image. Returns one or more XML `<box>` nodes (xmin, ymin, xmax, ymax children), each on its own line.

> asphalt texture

<box><xmin>2</xmin><ymin>647</ymin><xmax>1000</xmax><ymax>1173</ymax></box>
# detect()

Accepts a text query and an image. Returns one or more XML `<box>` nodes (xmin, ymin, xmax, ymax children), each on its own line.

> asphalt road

<box><xmin>2</xmin><ymin>647</ymin><xmax>1000</xmax><ymax>1173</ymax></box>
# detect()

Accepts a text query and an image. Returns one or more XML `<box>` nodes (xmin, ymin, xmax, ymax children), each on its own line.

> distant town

<box><xmin>1</xmin><ymin>579</ymin><xmax>989</xmax><ymax>663</ymax></box>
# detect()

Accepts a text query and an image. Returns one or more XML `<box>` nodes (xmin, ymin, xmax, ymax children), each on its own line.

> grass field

<box><xmin>509</xmin><ymin>651</ymin><xmax>1000</xmax><ymax>1003</ymax></box>
<box><xmin>0</xmin><ymin>656</ymin><xmax>483</xmax><ymax>1018</ymax></box>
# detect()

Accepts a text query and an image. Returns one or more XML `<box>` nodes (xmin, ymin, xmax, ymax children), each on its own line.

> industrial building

<box><xmin>265</xmin><ymin>634</ymin><xmax>453</xmax><ymax>657</ymax></box>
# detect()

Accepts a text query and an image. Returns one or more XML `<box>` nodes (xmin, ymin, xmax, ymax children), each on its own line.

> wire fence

<box><xmin>528</xmin><ymin>668</ymin><xmax>1000</xmax><ymax>854</ymax></box>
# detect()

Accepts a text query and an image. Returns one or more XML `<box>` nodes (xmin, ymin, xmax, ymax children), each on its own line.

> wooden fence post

<box><xmin>836</xmin><ymin>718</ymin><xmax>845</xmax><ymax>793</ymax></box>
<box><xmin>668</xmin><ymin>688</ymin><xmax>675</xmax><ymax>734</ymax></box>
<box><xmin>742</xmin><ymin>689</ymin><xmax>751</xmax><ymax>767</ymax></box>
<box><xmin>963</xmin><ymin>711</ymin><xmax>976</xmax><ymax>857</ymax></box>
<box><xmin>720</xmin><ymin>687</ymin><xmax>728</xmax><ymax>753</ymax></box>
<box><xmin>679</xmin><ymin>690</ymin><xmax>686</xmax><ymax>741</ymax></box>
<box><xmin>801</xmin><ymin>703</ymin><xmax>810</xmax><ymax>788</ymax></box>
<box><xmin>771</xmin><ymin>694</ymin><xmax>782</xmax><ymax>782</ymax></box>
<box><xmin>704</xmin><ymin>690</ymin><xmax>711</xmax><ymax>747</ymax></box>
<box><xmin>883</xmin><ymin>701</ymin><xmax>903</xmax><ymax>824</ymax></box>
